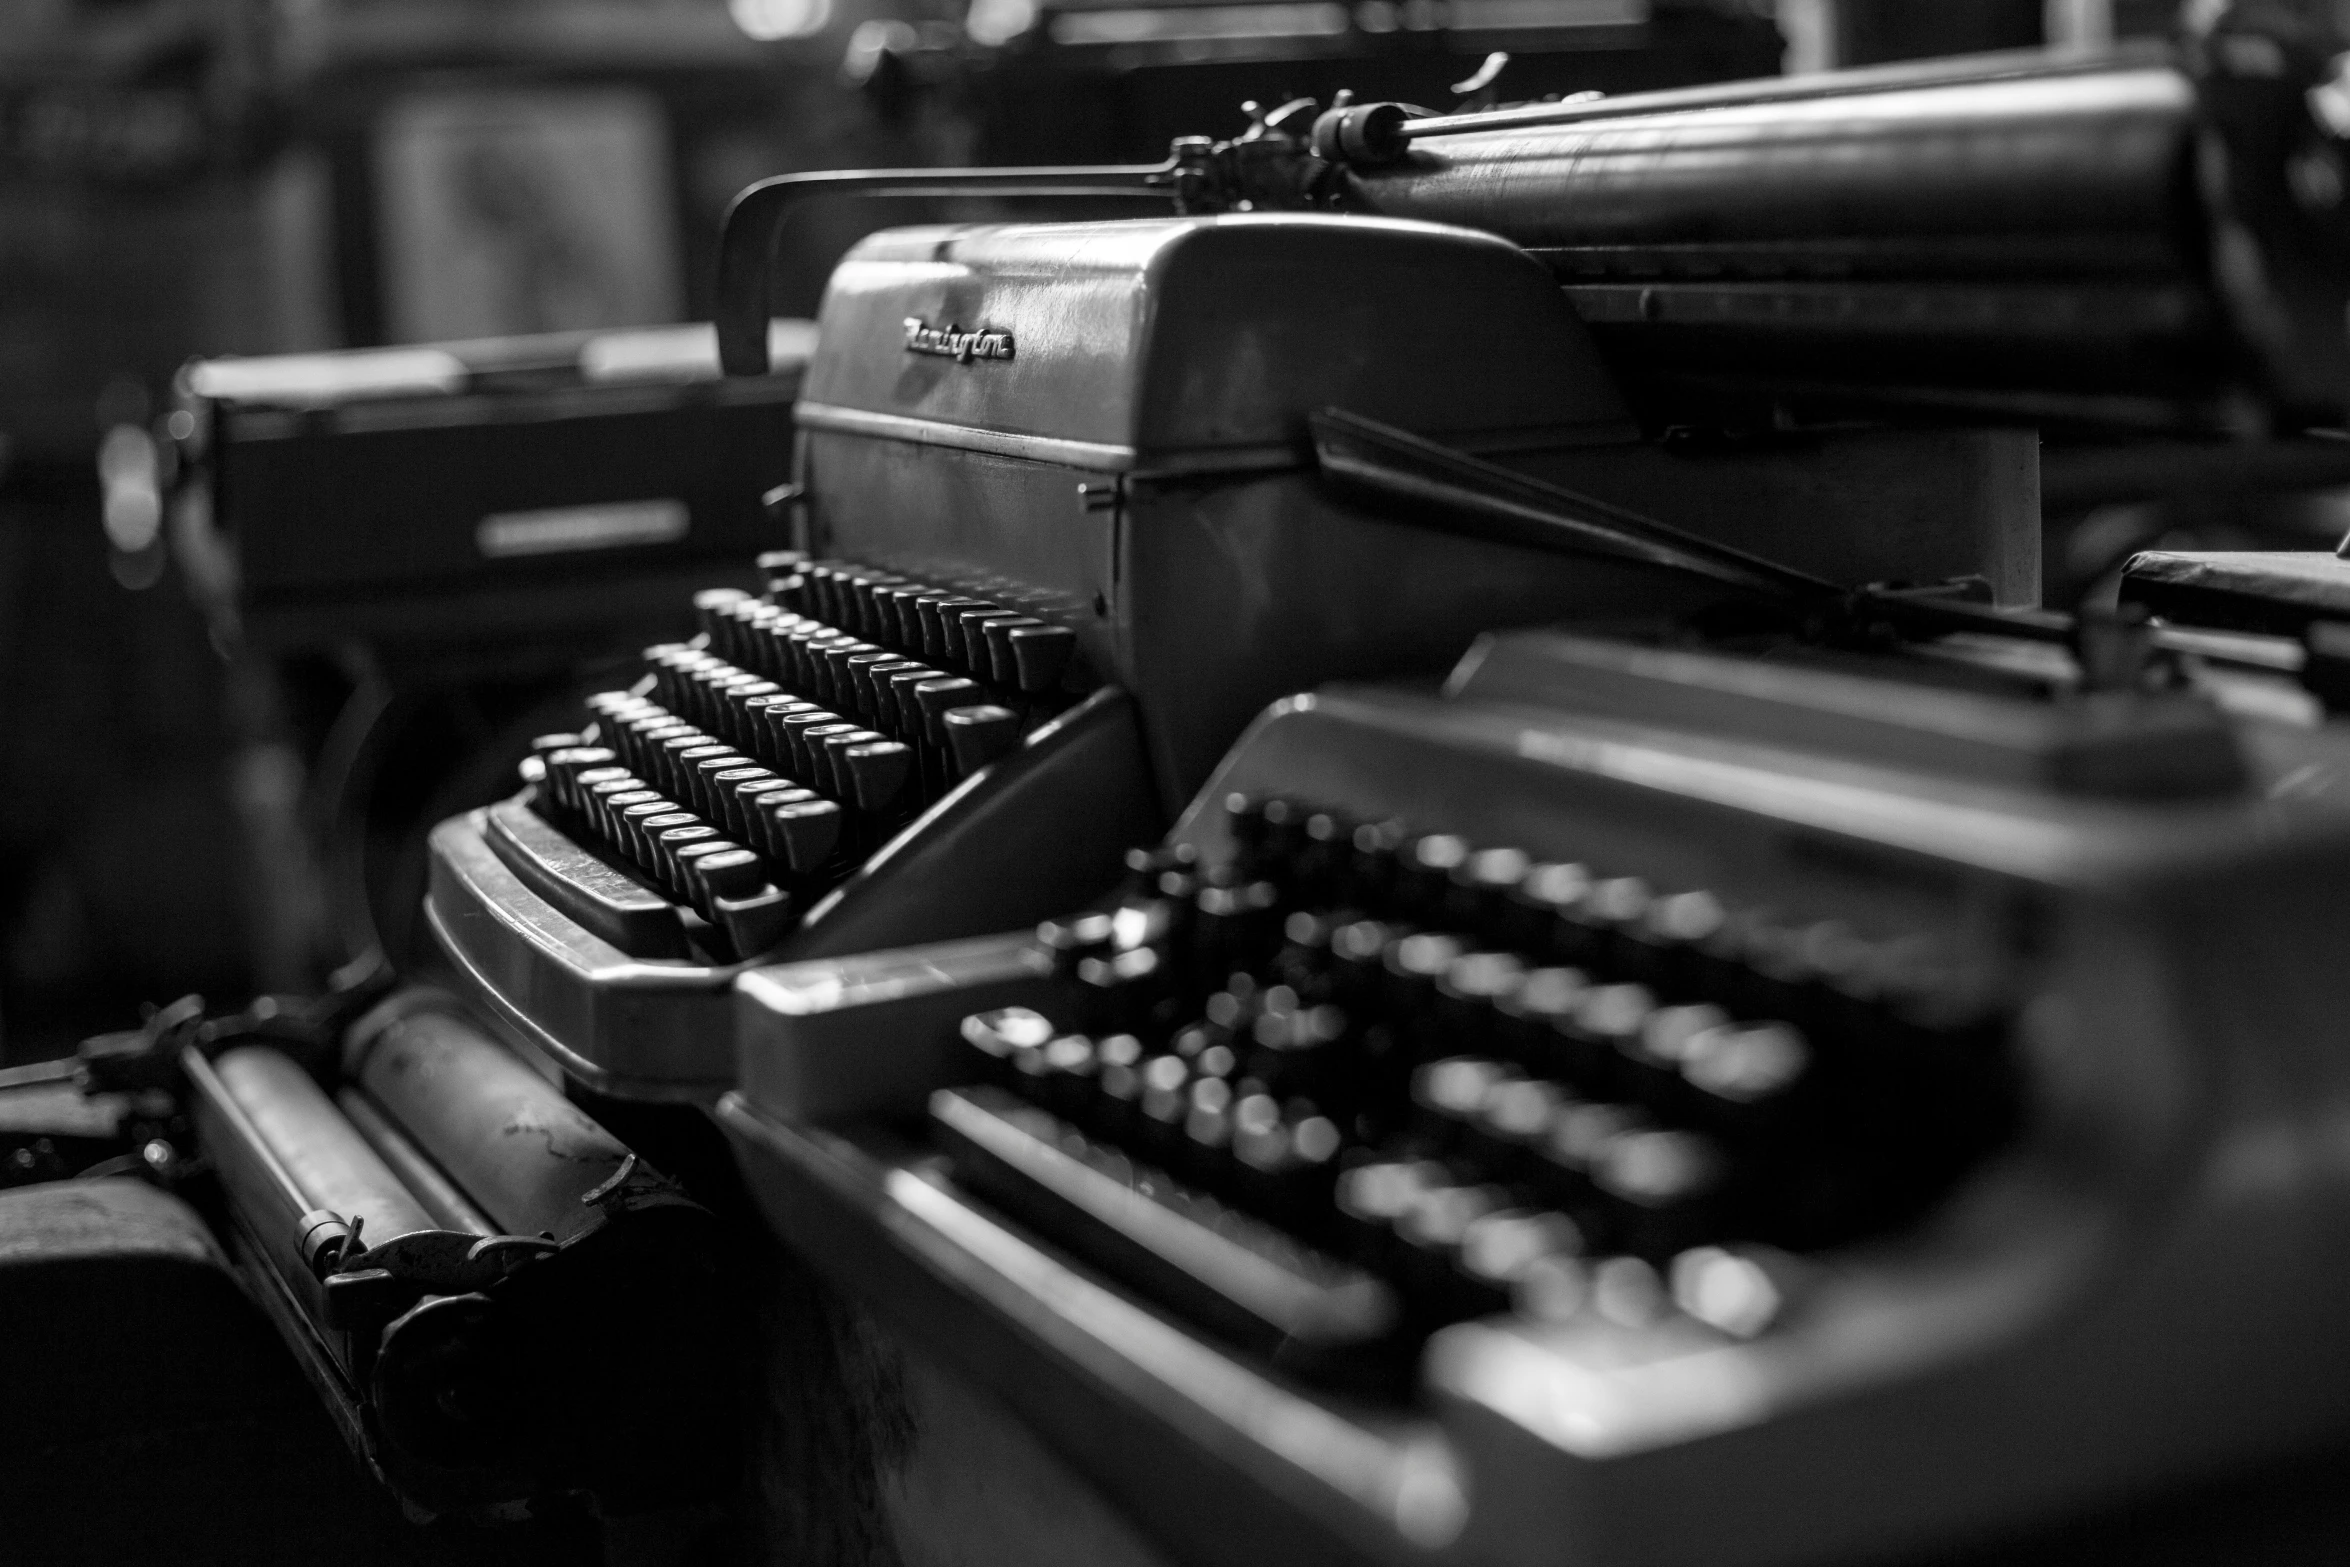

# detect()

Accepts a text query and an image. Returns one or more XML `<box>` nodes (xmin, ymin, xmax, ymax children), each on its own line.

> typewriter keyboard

<box><xmin>524</xmin><ymin>554</ymin><xmax>1085</xmax><ymax>960</ymax></box>
<box><xmin>937</xmin><ymin>793</ymin><xmax>2020</xmax><ymax>1383</ymax></box>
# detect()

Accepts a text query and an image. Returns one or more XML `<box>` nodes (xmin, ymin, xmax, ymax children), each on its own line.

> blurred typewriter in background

<box><xmin>155</xmin><ymin>320</ymin><xmax>814</xmax><ymax>979</ymax></box>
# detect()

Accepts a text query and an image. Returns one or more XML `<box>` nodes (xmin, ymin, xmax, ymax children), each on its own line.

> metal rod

<box><xmin>1307</xmin><ymin>407</ymin><xmax>1836</xmax><ymax>600</ymax></box>
<box><xmin>1397</xmin><ymin>43</ymin><xmax>2158</xmax><ymax>140</ymax></box>
<box><xmin>717</xmin><ymin>165</ymin><xmax>1175</xmax><ymax>376</ymax></box>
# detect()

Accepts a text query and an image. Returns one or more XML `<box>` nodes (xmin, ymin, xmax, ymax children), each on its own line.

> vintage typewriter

<box><xmin>101</xmin><ymin>985</ymin><xmax>740</xmax><ymax>1525</ymax></box>
<box><xmin>719</xmin><ymin>537</ymin><xmax>2350</xmax><ymax>1566</ymax></box>
<box><xmin>167</xmin><ymin>320</ymin><xmax>815</xmax><ymax>655</ymax></box>
<box><xmin>429</xmin><ymin>220</ymin><xmax>2044</xmax><ymax>1101</ymax></box>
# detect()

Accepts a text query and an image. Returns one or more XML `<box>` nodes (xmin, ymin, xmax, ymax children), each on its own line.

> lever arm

<box><xmin>716</xmin><ymin>164</ymin><xmax>1178</xmax><ymax>376</ymax></box>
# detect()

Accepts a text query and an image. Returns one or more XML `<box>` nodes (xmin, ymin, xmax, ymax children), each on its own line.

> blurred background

<box><xmin>0</xmin><ymin>0</ymin><xmax>2294</xmax><ymax>1066</ymax></box>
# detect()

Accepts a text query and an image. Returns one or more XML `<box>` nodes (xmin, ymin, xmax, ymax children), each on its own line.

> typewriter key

<box><xmin>1006</xmin><ymin>623</ymin><xmax>1077</xmax><ymax>694</ymax></box>
<box><xmin>653</xmin><ymin>823</ymin><xmax>721</xmax><ymax>895</ymax></box>
<box><xmin>631</xmin><ymin>811</ymin><xmax>700</xmax><ymax>878</ymax></box>
<box><xmin>707</xmin><ymin>767</ymin><xmax>773</xmax><ymax>837</ymax></box>
<box><xmin>593</xmin><ymin>787</ymin><xmax>660</xmax><ymax>844</ymax></box>
<box><xmin>764</xmin><ymin>797</ymin><xmax>844</xmax><ymax>876</ymax></box>
<box><xmin>1594</xmin><ymin>1129</ymin><xmax>1731</xmax><ymax>1260</ymax></box>
<box><xmin>943</xmin><ymin>705</ymin><xmax>1022</xmax><ymax>776</ymax></box>
<box><xmin>974</xmin><ymin>613</ymin><xmax>1034</xmax><ymax>687</ymax></box>
<box><xmin>961</xmin><ymin>1009</ymin><xmax>1057</xmax><ymax>1080</ymax></box>
<box><xmin>842</xmin><ymin>740</ymin><xmax>914</xmax><ymax>811</ymax></box>
<box><xmin>911</xmin><ymin>676</ymin><xmax>983</xmax><ymax>743</ymax></box>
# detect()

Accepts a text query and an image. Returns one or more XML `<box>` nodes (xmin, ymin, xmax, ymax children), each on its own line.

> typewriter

<box><xmin>134</xmin><ymin>985</ymin><xmax>738</xmax><ymax>1524</ymax></box>
<box><xmin>428</xmin><ymin>206</ymin><xmax>2044</xmax><ymax>1101</ymax></box>
<box><xmin>718</xmin><ymin>592</ymin><xmax>2350</xmax><ymax>1566</ymax></box>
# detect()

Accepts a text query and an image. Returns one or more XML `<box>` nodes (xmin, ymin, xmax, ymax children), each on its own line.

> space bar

<box><xmin>930</xmin><ymin>1086</ymin><xmax>1400</xmax><ymax>1367</ymax></box>
<box><xmin>482</xmin><ymin>799</ymin><xmax>689</xmax><ymax>960</ymax></box>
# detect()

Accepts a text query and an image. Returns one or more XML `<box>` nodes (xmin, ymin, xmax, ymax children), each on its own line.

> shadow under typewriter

<box><xmin>720</xmin><ymin>625</ymin><xmax>2350</xmax><ymax>1567</ymax></box>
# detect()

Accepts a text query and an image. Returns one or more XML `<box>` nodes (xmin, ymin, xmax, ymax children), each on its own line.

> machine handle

<box><xmin>715</xmin><ymin>164</ymin><xmax>1178</xmax><ymax>376</ymax></box>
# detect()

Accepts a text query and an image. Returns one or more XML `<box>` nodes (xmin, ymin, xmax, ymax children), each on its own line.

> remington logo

<box><xmin>903</xmin><ymin>317</ymin><xmax>1015</xmax><ymax>363</ymax></box>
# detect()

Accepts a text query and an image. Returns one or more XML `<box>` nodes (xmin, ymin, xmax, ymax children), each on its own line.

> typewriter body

<box><xmin>720</xmin><ymin>615</ymin><xmax>2350</xmax><ymax>1566</ymax></box>
<box><xmin>169</xmin><ymin>988</ymin><xmax>733</xmax><ymax>1523</ymax></box>
<box><xmin>170</xmin><ymin>321</ymin><xmax>815</xmax><ymax>657</ymax></box>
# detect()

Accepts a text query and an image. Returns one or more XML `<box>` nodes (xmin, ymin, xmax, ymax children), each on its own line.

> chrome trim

<box><xmin>424</xmin><ymin>810</ymin><xmax>747</xmax><ymax>1102</ymax></box>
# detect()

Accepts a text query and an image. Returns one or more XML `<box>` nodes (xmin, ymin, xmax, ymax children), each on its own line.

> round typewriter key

<box><xmin>1670</xmin><ymin>1246</ymin><xmax>1789</xmax><ymax>1339</ymax></box>
<box><xmin>664</xmin><ymin>743</ymin><xmax>733</xmax><ymax>806</ymax></box>
<box><xmin>776</xmin><ymin>709</ymin><xmax>843</xmax><ymax>784</ymax></box>
<box><xmin>675</xmin><ymin>838</ymin><xmax>750</xmax><ymax>906</ymax></box>
<box><xmin>800</xmin><ymin>722</ymin><xmax>863</xmax><ymax>796</ymax></box>
<box><xmin>905</xmin><ymin>590</ymin><xmax>954</xmax><ymax>660</ymax></box>
<box><xmin>1621</xmin><ymin>1002</ymin><xmax>1730</xmax><ymax>1114</ymax></box>
<box><xmin>693</xmin><ymin>586</ymin><xmax>749</xmax><ymax>643</ymax></box>
<box><xmin>1346</xmin><ymin>819</ymin><xmax>1410</xmax><ymax>905</ymax></box>
<box><xmin>859</xmin><ymin>659</ymin><xmax>927</xmax><ymax>728</ymax></box>
<box><xmin>1591</xmin><ymin>1255</ymin><xmax>1670</xmax><ymax>1327</ymax></box>
<box><xmin>569</xmin><ymin>765</ymin><xmax>631</xmax><ymax>808</ymax></box>
<box><xmin>1566</xmin><ymin>983</ymin><xmax>1654</xmax><ymax>1093</ymax></box>
<box><xmin>541</xmin><ymin>747</ymin><xmax>615</xmax><ymax>813</ymax></box>
<box><xmin>884</xmin><ymin>665</ymin><xmax>944</xmax><ymax>737</ymax></box>
<box><xmin>1470</xmin><ymin>1077</ymin><xmax>1567</xmax><ymax>1177</ymax></box>
<box><xmin>1514</xmin><ymin>1251</ymin><xmax>1593</xmax><ymax>1322</ymax></box>
<box><xmin>688</xmin><ymin>753</ymin><xmax>756</xmax><ymax>817</ymax></box>
<box><xmin>1193</xmin><ymin>880</ymin><xmax>1279</xmax><ymax>983</ymax></box>
<box><xmin>593</xmin><ymin>787</ymin><xmax>659</xmax><ymax>844</ymax></box>
<box><xmin>1594</xmin><ymin>1129</ymin><xmax>1731</xmax><ymax>1260</ymax></box>
<box><xmin>1456</xmin><ymin>845</ymin><xmax>1533</xmax><ymax>933</ymax></box>
<box><xmin>977</xmin><ymin>614</ymin><xmax>1038</xmax><ymax>687</ymax></box>
<box><xmin>1400</xmin><ymin>834</ymin><xmax>1471</xmax><ymax>919</ymax></box>
<box><xmin>1533</xmin><ymin>1099</ymin><xmax>1651</xmax><ymax>1217</ymax></box>
<box><xmin>952</xmin><ymin>605</ymin><xmax>1017</xmax><ymax>676</ymax></box>
<box><xmin>1616</xmin><ymin>889</ymin><xmax>1730</xmax><ymax>997</ymax></box>
<box><xmin>1396</xmin><ymin>1182</ymin><xmax>1510</xmax><ymax>1315</ymax></box>
<box><xmin>1038</xmin><ymin>911</ymin><xmax>1115</xmax><ymax>975</ymax></box>
<box><xmin>1412</xmin><ymin>1058</ymin><xmax>1518</xmax><ymax>1151</ymax></box>
<box><xmin>1681</xmin><ymin>1021</ymin><xmax>1813</xmax><ymax>1137</ymax></box>
<box><xmin>616</xmin><ymin>802</ymin><xmax>685</xmax><ymax>869</ymax></box>
<box><xmin>733</xmin><ymin>780</ymin><xmax>809</xmax><ymax>853</ymax></box>
<box><xmin>1513</xmin><ymin>862</ymin><xmax>1595</xmax><ymax>962</ymax></box>
<box><xmin>961</xmin><ymin>1008</ymin><xmax>1056</xmax><ymax>1079</ymax></box>
<box><xmin>1458</xmin><ymin>1209</ymin><xmax>1584</xmax><ymax>1316</ymax></box>
<box><xmin>1093</xmin><ymin>1034</ymin><xmax>1147</xmax><ymax>1131</ymax></box>
<box><xmin>1436</xmin><ymin>950</ymin><xmax>1525</xmax><ymax>1053</ymax></box>
<box><xmin>843</xmin><ymin>651</ymin><xmax>900</xmax><ymax>721</ymax></box>
<box><xmin>708</xmin><ymin>766</ymin><xmax>774</xmax><ymax>836</ymax></box>
<box><xmin>1335</xmin><ymin>1159</ymin><xmax>1442</xmax><ymax>1272</ymax></box>
<box><xmin>1034</xmin><ymin>1034</ymin><xmax>1101</xmax><ymax>1124</ymax></box>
